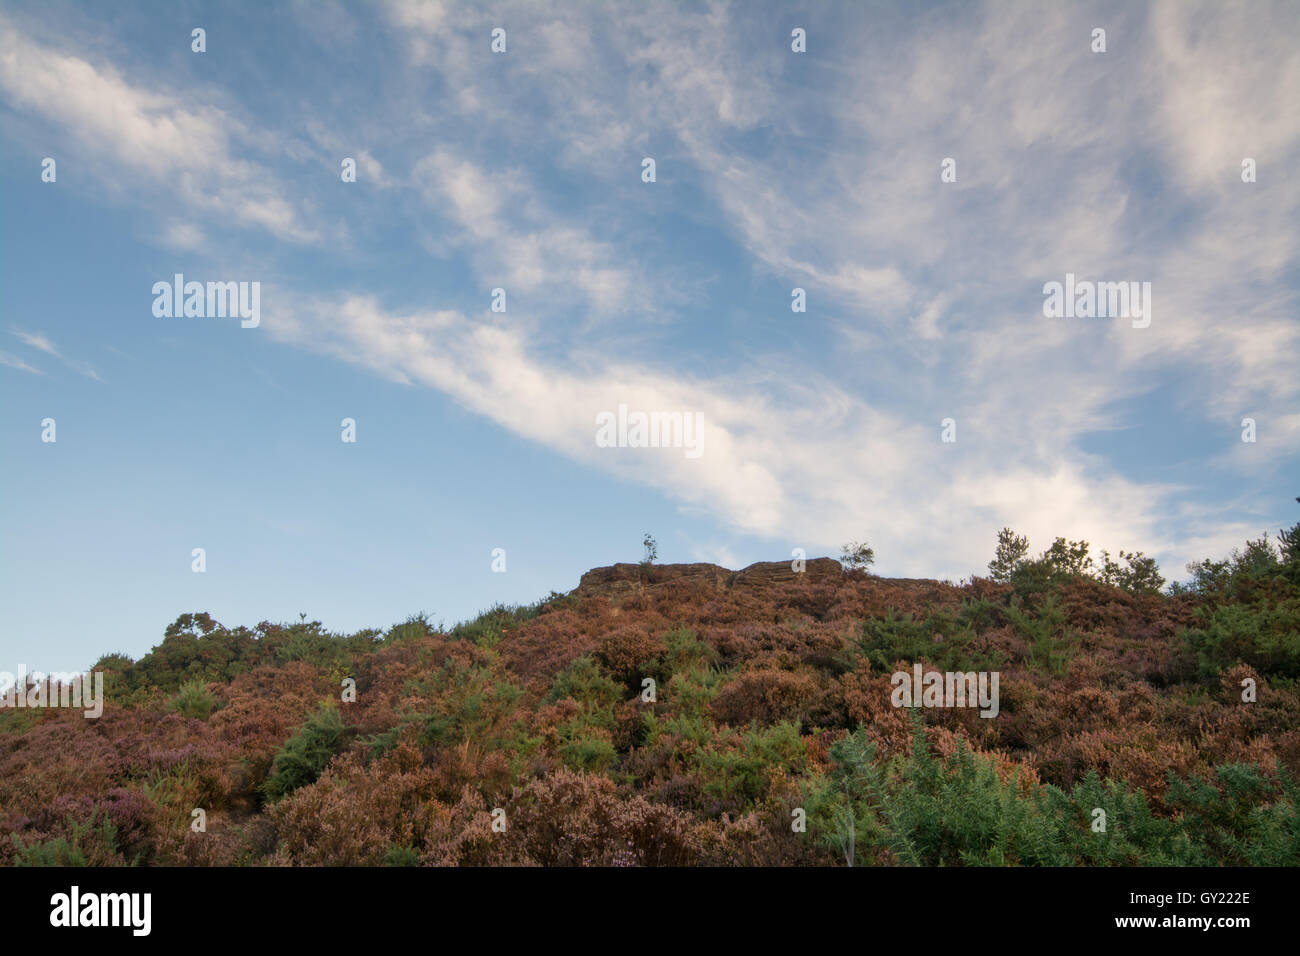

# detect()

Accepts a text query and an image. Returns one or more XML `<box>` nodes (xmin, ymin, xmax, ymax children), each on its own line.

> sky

<box><xmin>1</xmin><ymin>0</ymin><xmax>1297</xmax><ymax>673</ymax></box>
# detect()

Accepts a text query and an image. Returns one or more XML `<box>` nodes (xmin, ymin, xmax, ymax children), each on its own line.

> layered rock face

<box><xmin>575</xmin><ymin>558</ymin><xmax>843</xmax><ymax>598</ymax></box>
<box><xmin>729</xmin><ymin>557</ymin><xmax>842</xmax><ymax>586</ymax></box>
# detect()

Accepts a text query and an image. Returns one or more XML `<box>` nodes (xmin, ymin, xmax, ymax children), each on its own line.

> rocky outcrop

<box><xmin>574</xmin><ymin>558</ymin><xmax>842</xmax><ymax>598</ymax></box>
<box><xmin>731</xmin><ymin>557</ymin><xmax>842</xmax><ymax>586</ymax></box>
<box><xmin>576</xmin><ymin>562</ymin><xmax>732</xmax><ymax>598</ymax></box>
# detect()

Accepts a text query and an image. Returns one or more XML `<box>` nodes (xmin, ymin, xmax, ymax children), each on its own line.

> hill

<box><xmin>2</xmin><ymin>541</ymin><xmax>1298</xmax><ymax>866</ymax></box>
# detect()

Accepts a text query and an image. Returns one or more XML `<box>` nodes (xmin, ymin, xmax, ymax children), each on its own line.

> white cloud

<box><xmin>10</xmin><ymin>329</ymin><xmax>104</xmax><ymax>382</ymax></box>
<box><xmin>11</xmin><ymin>329</ymin><xmax>58</xmax><ymax>355</ymax></box>
<box><xmin>0</xmin><ymin>351</ymin><xmax>41</xmax><ymax>374</ymax></box>
<box><xmin>265</xmin><ymin>293</ymin><xmax>1213</xmax><ymax>578</ymax></box>
<box><xmin>414</xmin><ymin>149</ymin><xmax>641</xmax><ymax>315</ymax></box>
<box><xmin>0</xmin><ymin>19</ymin><xmax>320</xmax><ymax>243</ymax></box>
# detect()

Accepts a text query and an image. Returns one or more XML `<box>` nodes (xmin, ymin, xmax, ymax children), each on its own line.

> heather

<box><xmin>3</xmin><ymin>522</ymin><xmax>1299</xmax><ymax>866</ymax></box>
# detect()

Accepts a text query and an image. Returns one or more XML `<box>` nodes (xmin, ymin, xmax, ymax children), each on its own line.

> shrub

<box><xmin>841</xmin><ymin>540</ymin><xmax>875</xmax><ymax>571</ymax></box>
<box><xmin>1097</xmin><ymin>550</ymin><xmax>1165</xmax><ymax>595</ymax></box>
<box><xmin>169</xmin><ymin>679</ymin><xmax>218</xmax><ymax>720</ymax></box>
<box><xmin>852</xmin><ymin>608</ymin><xmax>999</xmax><ymax>674</ymax></box>
<box><xmin>1180</xmin><ymin>599</ymin><xmax>1300</xmax><ymax>681</ymax></box>
<box><xmin>263</xmin><ymin>704</ymin><xmax>350</xmax><ymax>801</ymax></box>
<box><xmin>11</xmin><ymin>810</ymin><xmax>122</xmax><ymax>867</ymax></box>
<box><xmin>988</xmin><ymin>528</ymin><xmax>1029</xmax><ymax>584</ymax></box>
<box><xmin>450</xmin><ymin>603</ymin><xmax>536</xmax><ymax>647</ymax></box>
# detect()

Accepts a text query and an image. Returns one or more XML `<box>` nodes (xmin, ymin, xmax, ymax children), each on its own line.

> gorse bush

<box><xmin>852</xmin><ymin>608</ymin><xmax>1001</xmax><ymax>674</ymax></box>
<box><xmin>11</xmin><ymin>811</ymin><xmax>121</xmax><ymax>867</ymax></box>
<box><xmin>811</xmin><ymin>716</ymin><xmax>1300</xmax><ymax>867</ymax></box>
<box><xmin>263</xmin><ymin>704</ymin><xmax>350</xmax><ymax>802</ymax></box>
<box><xmin>450</xmin><ymin>602</ymin><xmax>540</xmax><ymax>647</ymax></box>
<box><xmin>1181</xmin><ymin>599</ymin><xmax>1300</xmax><ymax>681</ymax></box>
<box><xmin>168</xmin><ymin>679</ymin><xmax>218</xmax><ymax>720</ymax></box>
<box><xmin>814</xmin><ymin>716</ymin><xmax>1063</xmax><ymax>866</ymax></box>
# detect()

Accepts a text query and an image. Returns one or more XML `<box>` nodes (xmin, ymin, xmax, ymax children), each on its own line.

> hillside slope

<box><xmin>3</xmin><ymin>550</ymin><xmax>1298</xmax><ymax>866</ymax></box>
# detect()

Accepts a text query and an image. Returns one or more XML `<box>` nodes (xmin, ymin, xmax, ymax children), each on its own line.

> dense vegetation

<box><xmin>3</xmin><ymin>508</ymin><xmax>1298</xmax><ymax>866</ymax></box>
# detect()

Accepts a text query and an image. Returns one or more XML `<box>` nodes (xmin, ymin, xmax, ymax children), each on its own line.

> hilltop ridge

<box><xmin>1</xmin><ymin>534</ymin><xmax>1297</xmax><ymax>867</ymax></box>
<box><xmin>574</xmin><ymin>557</ymin><xmax>844</xmax><ymax>597</ymax></box>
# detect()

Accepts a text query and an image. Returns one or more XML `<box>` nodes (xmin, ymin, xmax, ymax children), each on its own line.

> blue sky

<box><xmin>2</xmin><ymin>0</ymin><xmax>1297</xmax><ymax>673</ymax></box>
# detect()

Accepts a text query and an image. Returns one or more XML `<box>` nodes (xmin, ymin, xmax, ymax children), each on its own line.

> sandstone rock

<box><xmin>731</xmin><ymin>557</ymin><xmax>842</xmax><ymax>586</ymax></box>
<box><xmin>576</xmin><ymin>563</ymin><xmax>647</xmax><ymax>598</ymax></box>
<box><xmin>574</xmin><ymin>558</ymin><xmax>841</xmax><ymax>597</ymax></box>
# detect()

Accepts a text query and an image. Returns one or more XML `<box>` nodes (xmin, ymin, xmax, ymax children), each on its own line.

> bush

<box><xmin>1180</xmin><ymin>599</ymin><xmax>1300</xmax><ymax>681</ymax></box>
<box><xmin>11</xmin><ymin>810</ymin><xmax>122</xmax><ymax>867</ymax></box>
<box><xmin>1097</xmin><ymin>550</ymin><xmax>1166</xmax><ymax>595</ymax></box>
<box><xmin>263</xmin><ymin>705</ymin><xmax>350</xmax><ymax>801</ymax></box>
<box><xmin>841</xmin><ymin>540</ymin><xmax>875</xmax><ymax>571</ymax></box>
<box><xmin>169</xmin><ymin>679</ymin><xmax>218</xmax><ymax>720</ymax></box>
<box><xmin>852</xmin><ymin>608</ymin><xmax>999</xmax><ymax>674</ymax></box>
<box><xmin>988</xmin><ymin>528</ymin><xmax>1029</xmax><ymax>583</ymax></box>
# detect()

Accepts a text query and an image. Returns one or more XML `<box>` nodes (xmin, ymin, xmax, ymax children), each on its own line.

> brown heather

<box><xmin>2</xmin><ymin>552</ymin><xmax>1298</xmax><ymax>866</ymax></box>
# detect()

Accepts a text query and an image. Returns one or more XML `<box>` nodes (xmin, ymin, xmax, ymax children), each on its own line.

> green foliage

<box><xmin>840</xmin><ymin>540</ymin><xmax>875</xmax><ymax>571</ymax></box>
<box><xmin>697</xmin><ymin>721</ymin><xmax>807</xmax><ymax>812</ymax></box>
<box><xmin>383</xmin><ymin>844</ymin><xmax>421</xmax><ymax>867</ymax></box>
<box><xmin>1039</xmin><ymin>771</ymin><xmax>1186</xmax><ymax>866</ymax></box>
<box><xmin>11</xmin><ymin>811</ymin><xmax>121</xmax><ymax>867</ymax></box>
<box><xmin>385</xmin><ymin>613</ymin><xmax>433</xmax><ymax>645</ymax></box>
<box><xmin>1041</xmin><ymin>537</ymin><xmax>1095</xmax><ymax>577</ymax></box>
<box><xmin>1177</xmin><ymin>557</ymin><xmax>1232</xmax><ymax>596</ymax></box>
<box><xmin>809</xmin><ymin>718</ymin><xmax>1300</xmax><ymax>867</ymax></box>
<box><xmin>1180</xmin><ymin>598</ymin><xmax>1300</xmax><ymax>680</ymax></box>
<box><xmin>853</xmin><ymin>608</ymin><xmax>1000</xmax><ymax>674</ymax></box>
<box><xmin>414</xmin><ymin>660</ymin><xmax>524</xmax><ymax>749</ymax></box>
<box><xmin>812</xmin><ymin>716</ymin><xmax>1065</xmax><ymax>866</ymax></box>
<box><xmin>1004</xmin><ymin>595</ymin><xmax>1069</xmax><ymax>677</ymax></box>
<box><xmin>955</xmin><ymin>596</ymin><xmax>1004</xmax><ymax>634</ymax></box>
<box><xmin>558</xmin><ymin>728</ymin><xmax>618</xmax><ymax>773</ymax></box>
<box><xmin>988</xmin><ymin>528</ymin><xmax>1029</xmax><ymax>583</ymax></box>
<box><xmin>263</xmin><ymin>704</ymin><xmax>350</xmax><ymax>802</ymax></box>
<box><xmin>992</xmin><ymin>530</ymin><xmax>1168</xmax><ymax>598</ymax></box>
<box><xmin>546</xmin><ymin>656</ymin><xmax>623</xmax><ymax>727</ymax></box>
<box><xmin>1162</xmin><ymin>763</ymin><xmax>1300</xmax><ymax>865</ymax></box>
<box><xmin>1097</xmin><ymin>549</ymin><xmax>1166</xmax><ymax>594</ymax></box>
<box><xmin>1278</xmin><ymin>498</ymin><xmax>1300</xmax><ymax>579</ymax></box>
<box><xmin>132</xmin><ymin>614</ymin><xmax>253</xmax><ymax>693</ymax></box>
<box><xmin>1232</xmin><ymin>535</ymin><xmax>1282</xmax><ymax>580</ymax></box>
<box><xmin>642</xmin><ymin>533</ymin><xmax>658</xmax><ymax>565</ymax></box>
<box><xmin>1172</xmin><ymin>502</ymin><xmax>1300</xmax><ymax>594</ymax></box>
<box><xmin>168</xmin><ymin>679</ymin><xmax>218</xmax><ymax>720</ymax></box>
<box><xmin>450</xmin><ymin>603</ymin><xmax>538</xmax><ymax>647</ymax></box>
<box><xmin>663</xmin><ymin>664</ymin><xmax>725</xmax><ymax>719</ymax></box>
<box><xmin>661</xmin><ymin>628</ymin><xmax>719</xmax><ymax>676</ymax></box>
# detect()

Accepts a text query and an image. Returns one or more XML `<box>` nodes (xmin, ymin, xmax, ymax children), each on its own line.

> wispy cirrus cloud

<box><xmin>9</xmin><ymin>328</ymin><xmax>103</xmax><ymax>382</ymax></box>
<box><xmin>265</xmin><ymin>292</ymin><xmax>1204</xmax><ymax>579</ymax></box>
<box><xmin>0</xmin><ymin>16</ymin><xmax>321</xmax><ymax>244</ymax></box>
<box><xmin>414</xmin><ymin>149</ymin><xmax>644</xmax><ymax>318</ymax></box>
<box><xmin>0</xmin><ymin>351</ymin><xmax>42</xmax><ymax>374</ymax></box>
<box><xmin>11</xmin><ymin>329</ymin><xmax>58</xmax><ymax>355</ymax></box>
